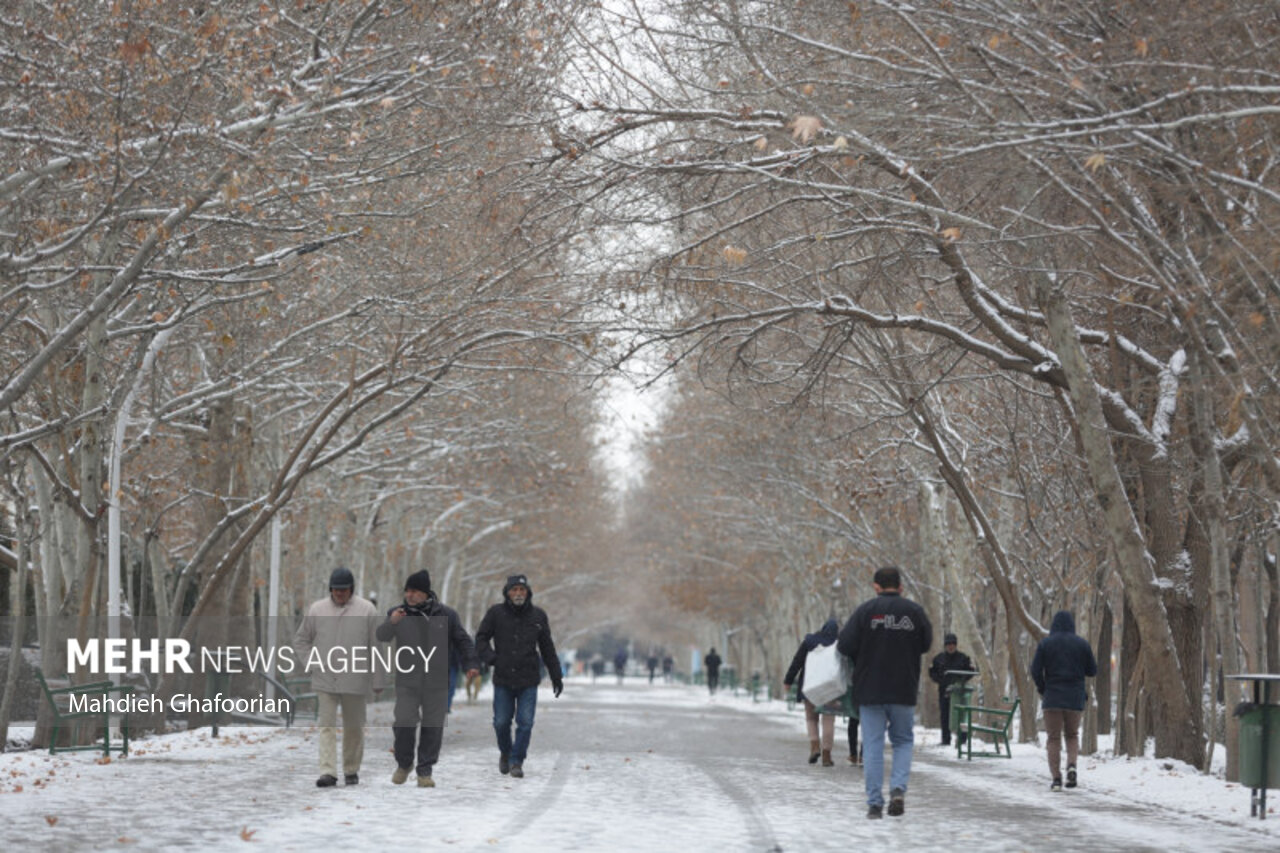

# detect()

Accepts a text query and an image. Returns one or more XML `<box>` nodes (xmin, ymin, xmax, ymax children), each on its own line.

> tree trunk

<box><xmin>1265</xmin><ymin>541</ymin><xmax>1279</xmax><ymax>673</ymax></box>
<box><xmin>0</xmin><ymin>500</ymin><xmax>32</xmax><ymax>747</ymax></box>
<box><xmin>1038</xmin><ymin>278</ymin><xmax>1200</xmax><ymax>766</ymax></box>
<box><xmin>1187</xmin><ymin>350</ymin><xmax>1242</xmax><ymax>778</ymax></box>
<box><xmin>1096</xmin><ymin>601</ymin><xmax>1113</xmax><ymax>736</ymax></box>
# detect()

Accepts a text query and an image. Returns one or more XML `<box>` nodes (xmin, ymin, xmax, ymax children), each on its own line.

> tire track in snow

<box><xmin>696</xmin><ymin>763</ymin><xmax>784</xmax><ymax>852</ymax></box>
<box><xmin>496</xmin><ymin>749</ymin><xmax>574</xmax><ymax>839</ymax></box>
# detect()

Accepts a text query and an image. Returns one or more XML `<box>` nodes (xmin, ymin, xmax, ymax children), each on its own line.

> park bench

<box><xmin>205</xmin><ymin>669</ymin><xmax>318</xmax><ymax>735</ymax></box>
<box><xmin>282</xmin><ymin>676</ymin><xmax>319</xmax><ymax>721</ymax></box>
<box><xmin>34</xmin><ymin>669</ymin><xmax>134</xmax><ymax>757</ymax></box>
<box><xmin>954</xmin><ymin>695</ymin><xmax>1019</xmax><ymax>759</ymax></box>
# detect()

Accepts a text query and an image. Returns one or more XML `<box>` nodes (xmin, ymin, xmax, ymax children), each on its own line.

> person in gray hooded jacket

<box><xmin>376</xmin><ymin>570</ymin><xmax>478</xmax><ymax>788</ymax></box>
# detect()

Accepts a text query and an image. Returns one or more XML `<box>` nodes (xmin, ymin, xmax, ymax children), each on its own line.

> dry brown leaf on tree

<box><xmin>788</xmin><ymin>115</ymin><xmax>822</xmax><ymax>144</ymax></box>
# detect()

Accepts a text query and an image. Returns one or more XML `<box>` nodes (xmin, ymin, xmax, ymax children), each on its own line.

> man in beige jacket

<box><xmin>293</xmin><ymin>567</ymin><xmax>384</xmax><ymax>787</ymax></box>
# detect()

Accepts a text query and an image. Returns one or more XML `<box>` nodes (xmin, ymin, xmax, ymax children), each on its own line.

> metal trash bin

<box><xmin>1239</xmin><ymin>704</ymin><xmax>1280</xmax><ymax>790</ymax></box>
<box><xmin>947</xmin><ymin>682</ymin><xmax>975</xmax><ymax>733</ymax></box>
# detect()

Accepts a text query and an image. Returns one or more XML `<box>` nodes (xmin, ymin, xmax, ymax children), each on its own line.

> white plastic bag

<box><xmin>803</xmin><ymin>643</ymin><xmax>850</xmax><ymax>706</ymax></box>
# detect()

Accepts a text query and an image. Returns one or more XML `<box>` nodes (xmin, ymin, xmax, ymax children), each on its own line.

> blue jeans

<box><xmin>447</xmin><ymin>662</ymin><xmax>458</xmax><ymax>713</ymax></box>
<box><xmin>493</xmin><ymin>684</ymin><xmax>538</xmax><ymax>764</ymax></box>
<box><xmin>859</xmin><ymin>704</ymin><xmax>915</xmax><ymax>807</ymax></box>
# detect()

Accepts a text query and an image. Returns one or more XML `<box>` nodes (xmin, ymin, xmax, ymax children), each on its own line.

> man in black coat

<box><xmin>1030</xmin><ymin>610</ymin><xmax>1097</xmax><ymax>791</ymax></box>
<box><xmin>704</xmin><ymin>647</ymin><xmax>722</xmax><ymax>694</ymax></box>
<box><xmin>928</xmin><ymin>633</ymin><xmax>977</xmax><ymax>747</ymax></box>
<box><xmin>475</xmin><ymin>574</ymin><xmax>563</xmax><ymax>779</ymax></box>
<box><xmin>837</xmin><ymin>566</ymin><xmax>933</xmax><ymax>820</ymax></box>
<box><xmin>375</xmin><ymin>570</ymin><xmax>478</xmax><ymax>788</ymax></box>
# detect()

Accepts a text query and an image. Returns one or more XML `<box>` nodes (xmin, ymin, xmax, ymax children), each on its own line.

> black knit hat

<box><xmin>404</xmin><ymin>570</ymin><xmax>432</xmax><ymax>594</ymax></box>
<box><xmin>329</xmin><ymin>567</ymin><xmax>355</xmax><ymax>590</ymax></box>
<box><xmin>503</xmin><ymin>574</ymin><xmax>530</xmax><ymax>594</ymax></box>
<box><xmin>944</xmin><ymin>633</ymin><xmax>958</xmax><ymax>645</ymax></box>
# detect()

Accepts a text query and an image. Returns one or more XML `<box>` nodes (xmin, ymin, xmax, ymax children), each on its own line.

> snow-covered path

<box><xmin>2</xmin><ymin>679</ymin><xmax>1277</xmax><ymax>851</ymax></box>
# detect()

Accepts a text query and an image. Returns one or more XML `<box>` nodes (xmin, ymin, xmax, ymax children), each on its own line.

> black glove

<box><xmin>552</xmin><ymin>680</ymin><xmax>564</xmax><ymax>698</ymax></box>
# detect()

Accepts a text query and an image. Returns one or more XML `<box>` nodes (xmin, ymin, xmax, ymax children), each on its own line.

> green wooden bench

<box><xmin>35</xmin><ymin>669</ymin><xmax>134</xmax><ymax>757</ymax></box>
<box><xmin>282</xmin><ymin>676</ymin><xmax>319</xmax><ymax>722</ymax></box>
<box><xmin>955</xmin><ymin>696</ymin><xmax>1019</xmax><ymax>759</ymax></box>
<box><xmin>204</xmin><ymin>670</ymin><xmax>319</xmax><ymax>735</ymax></box>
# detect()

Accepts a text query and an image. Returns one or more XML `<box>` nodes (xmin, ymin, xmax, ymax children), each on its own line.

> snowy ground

<box><xmin>2</xmin><ymin>677</ymin><xmax>1277</xmax><ymax>852</ymax></box>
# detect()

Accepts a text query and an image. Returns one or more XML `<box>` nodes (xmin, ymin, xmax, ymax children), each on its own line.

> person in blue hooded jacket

<box><xmin>1030</xmin><ymin>610</ymin><xmax>1098</xmax><ymax>792</ymax></box>
<box><xmin>783</xmin><ymin>618</ymin><xmax>840</xmax><ymax>767</ymax></box>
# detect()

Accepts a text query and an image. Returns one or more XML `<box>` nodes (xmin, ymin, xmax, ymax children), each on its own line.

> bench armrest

<box><xmin>46</xmin><ymin>680</ymin><xmax>115</xmax><ymax>694</ymax></box>
<box><xmin>958</xmin><ymin>704</ymin><xmax>1014</xmax><ymax>716</ymax></box>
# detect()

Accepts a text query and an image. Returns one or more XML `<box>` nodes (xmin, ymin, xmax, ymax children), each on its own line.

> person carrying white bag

<box><xmin>783</xmin><ymin>618</ymin><xmax>848</xmax><ymax>767</ymax></box>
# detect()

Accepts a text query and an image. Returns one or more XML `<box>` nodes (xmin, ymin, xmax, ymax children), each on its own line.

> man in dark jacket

<box><xmin>928</xmin><ymin>633</ymin><xmax>977</xmax><ymax>747</ymax></box>
<box><xmin>837</xmin><ymin>566</ymin><xmax>933</xmax><ymax>819</ymax></box>
<box><xmin>475</xmin><ymin>574</ymin><xmax>563</xmax><ymax>779</ymax></box>
<box><xmin>613</xmin><ymin>647</ymin><xmax>628</xmax><ymax>684</ymax></box>
<box><xmin>704</xmin><ymin>647</ymin><xmax>722</xmax><ymax>694</ymax></box>
<box><xmin>1030</xmin><ymin>610</ymin><xmax>1098</xmax><ymax>791</ymax></box>
<box><xmin>376</xmin><ymin>569</ymin><xmax>478</xmax><ymax>788</ymax></box>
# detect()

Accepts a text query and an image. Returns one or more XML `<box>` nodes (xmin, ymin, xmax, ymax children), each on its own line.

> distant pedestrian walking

<box><xmin>1030</xmin><ymin>610</ymin><xmax>1098</xmax><ymax>792</ymax></box>
<box><xmin>837</xmin><ymin>566</ymin><xmax>933</xmax><ymax>819</ymax></box>
<box><xmin>783</xmin><ymin>618</ymin><xmax>841</xmax><ymax>767</ymax></box>
<box><xmin>646</xmin><ymin>654</ymin><xmax>659</xmax><ymax>684</ymax></box>
<box><xmin>376</xmin><ymin>570</ymin><xmax>478</xmax><ymax>788</ymax></box>
<box><xmin>662</xmin><ymin>655</ymin><xmax>674</xmax><ymax>683</ymax></box>
<box><xmin>292</xmin><ymin>567</ymin><xmax>383</xmax><ymax>789</ymax></box>
<box><xmin>704</xmin><ymin>648</ymin><xmax>722</xmax><ymax>694</ymax></box>
<box><xmin>928</xmin><ymin>633</ymin><xmax>976</xmax><ymax>747</ymax></box>
<box><xmin>613</xmin><ymin>648</ymin><xmax>628</xmax><ymax>684</ymax></box>
<box><xmin>475</xmin><ymin>574</ymin><xmax>563</xmax><ymax>779</ymax></box>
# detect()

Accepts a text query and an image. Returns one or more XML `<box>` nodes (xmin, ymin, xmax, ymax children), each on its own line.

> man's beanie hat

<box><xmin>404</xmin><ymin>570</ymin><xmax>432</xmax><ymax>594</ymax></box>
<box><xmin>329</xmin><ymin>567</ymin><xmax>355</xmax><ymax>590</ymax></box>
<box><xmin>944</xmin><ymin>633</ymin><xmax>958</xmax><ymax>645</ymax></box>
<box><xmin>504</xmin><ymin>574</ymin><xmax>529</xmax><ymax>594</ymax></box>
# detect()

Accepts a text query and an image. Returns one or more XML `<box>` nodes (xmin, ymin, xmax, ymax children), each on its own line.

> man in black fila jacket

<box><xmin>837</xmin><ymin>566</ymin><xmax>933</xmax><ymax>820</ymax></box>
<box><xmin>475</xmin><ymin>574</ymin><xmax>563</xmax><ymax>779</ymax></box>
